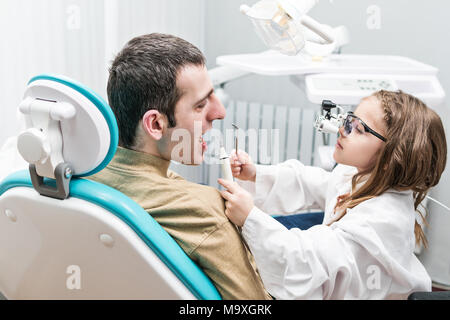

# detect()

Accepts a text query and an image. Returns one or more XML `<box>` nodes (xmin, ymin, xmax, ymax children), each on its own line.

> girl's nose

<box><xmin>338</xmin><ymin>125</ymin><xmax>345</xmax><ymax>138</ymax></box>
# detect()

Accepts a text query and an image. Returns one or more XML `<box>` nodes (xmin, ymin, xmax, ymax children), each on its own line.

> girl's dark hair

<box><xmin>331</xmin><ymin>90</ymin><xmax>447</xmax><ymax>248</ymax></box>
<box><xmin>107</xmin><ymin>33</ymin><xmax>206</xmax><ymax>148</ymax></box>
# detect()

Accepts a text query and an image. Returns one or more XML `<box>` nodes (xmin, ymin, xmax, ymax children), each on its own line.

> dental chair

<box><xmin>0</xmin><ymin>75</ymin><xmax>221</xmax><ymax>300</ymax></box>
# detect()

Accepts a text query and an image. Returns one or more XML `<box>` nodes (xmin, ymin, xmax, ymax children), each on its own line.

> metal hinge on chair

<box><xmin>29</xmin><ymin>162</ymin><xmax>73</xmax><ymax>200</ymax></box>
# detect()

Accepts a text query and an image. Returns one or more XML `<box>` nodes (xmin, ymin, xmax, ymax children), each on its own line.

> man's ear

<box><xmin>141</xmin><ymin>109</ymin><xmax>166</xmax><ymax>140</ymax></box>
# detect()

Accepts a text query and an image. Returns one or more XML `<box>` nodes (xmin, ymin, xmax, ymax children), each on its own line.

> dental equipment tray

<box><xmin>216</xmin><ymin>51</ymin><xmax>438</xmax><ymax>76</ymax></box>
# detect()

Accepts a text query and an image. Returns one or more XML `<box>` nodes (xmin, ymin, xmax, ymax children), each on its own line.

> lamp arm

<box><xmin>300</xmin><ymin>15</ymin><xmax>335</xmax><ymax>44</ymax></box>
<box><xmin>278</xmin><ymin>0</ymin><xmax>334</xmax><ymax>44</ymax></box>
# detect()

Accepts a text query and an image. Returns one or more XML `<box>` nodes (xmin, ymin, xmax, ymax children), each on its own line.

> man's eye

<box><xmin>197</xmin><ymin>102</ymin><xmax>207</xmax><ymax>109</ymax></box>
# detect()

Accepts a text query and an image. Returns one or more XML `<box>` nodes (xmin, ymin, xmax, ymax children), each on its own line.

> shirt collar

<box><xmin>109</xmin><ymin>146</ymin><xmax>171</xmax><ymax>177</ymax></box>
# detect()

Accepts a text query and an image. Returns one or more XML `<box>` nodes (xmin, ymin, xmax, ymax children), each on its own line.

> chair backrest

<box><xmin>0</xmin><ymin>74</ymin><xmax>221</xmax><ymax>300</ymax></box>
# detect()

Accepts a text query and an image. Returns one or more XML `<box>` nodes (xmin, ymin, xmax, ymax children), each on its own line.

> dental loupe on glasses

<box><xmin>314</xmin><ymin>100</ymin><xmax>346</xmax><ymax>134</ymax></box>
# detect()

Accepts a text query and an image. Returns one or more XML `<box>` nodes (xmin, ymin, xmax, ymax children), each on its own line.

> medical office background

<box><xmin>0</xmin><ymin>0</ymin><xmax>449</xmax><ymax>290</ymax></box>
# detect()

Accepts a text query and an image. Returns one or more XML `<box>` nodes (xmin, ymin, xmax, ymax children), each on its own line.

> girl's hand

<box><xmin>218</xmin><ymin>178</ymin><xmax>254</xmax><ymax>227</ymax></box>
<box><xmin>230</xmin><ymin>149</ymin><xmax>256</xmax><ymax>182</ymax></box>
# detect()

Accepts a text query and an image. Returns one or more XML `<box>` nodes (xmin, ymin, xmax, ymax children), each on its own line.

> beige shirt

<box><xmin>89</xmin><ymin>147</ymin><xmax>271</xmax><ymax>300</ymax></box>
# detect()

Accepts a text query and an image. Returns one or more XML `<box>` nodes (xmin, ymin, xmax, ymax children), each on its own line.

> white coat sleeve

<box><xmin>240</xmin><ymin>159</ymin><xmax>332</xmax><ymax>215</ymax></box>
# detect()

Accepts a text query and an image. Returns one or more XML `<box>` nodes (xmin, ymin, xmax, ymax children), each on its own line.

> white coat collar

<box><xmin>333</xmin><ymin>165</ymin><xmax>414</xmax><ymax>196</ymax></box>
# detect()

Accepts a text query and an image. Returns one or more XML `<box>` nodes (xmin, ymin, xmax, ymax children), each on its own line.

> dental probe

<box><xmin>232</xmin><ymin>123</ymin><xmax>239</xmax><ymax>157</ymax></box>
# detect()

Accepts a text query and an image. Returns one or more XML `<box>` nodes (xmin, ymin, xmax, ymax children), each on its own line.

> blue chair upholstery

<box><xmin>0</xmin><ymin>170</ymin><xmax>221</xmax><ymax>300</ymax></box>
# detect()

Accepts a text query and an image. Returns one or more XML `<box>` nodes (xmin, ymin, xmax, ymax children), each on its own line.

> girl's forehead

<box><xmin>354</xmin><ymin>97</ymin><xmax>386</xmax><ymax>132</ymax></box>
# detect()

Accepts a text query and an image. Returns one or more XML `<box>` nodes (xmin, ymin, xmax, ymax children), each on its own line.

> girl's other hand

<box><xmin>217</xmin><ymin>178</ymin><xmax>254</xmax><ymax>227</ymax></box>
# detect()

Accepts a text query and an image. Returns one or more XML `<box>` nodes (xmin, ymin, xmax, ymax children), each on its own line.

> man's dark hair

<box><xmin>107</xmin><ymin>33</ymin><xmax>206</xmax><ymax>148</ymax></box>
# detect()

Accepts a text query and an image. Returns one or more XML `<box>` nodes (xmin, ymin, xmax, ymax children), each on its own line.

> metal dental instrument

<box><xmin>232</xmin><ymin>123</ymin><xmax>239</xmax><ymax>157</ymax></box>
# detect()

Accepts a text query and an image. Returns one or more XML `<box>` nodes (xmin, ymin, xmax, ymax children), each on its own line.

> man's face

<box><xmin>159</xmin><ymin>64</ymin><xmax>226</xmax><ymax>165</ymax></box>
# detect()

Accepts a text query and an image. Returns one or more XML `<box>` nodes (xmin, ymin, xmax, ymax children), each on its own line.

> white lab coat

<box><xmin>239</xmin><ymin>160</ymin><xmax>431</xmax><ymax>299</ymax></box>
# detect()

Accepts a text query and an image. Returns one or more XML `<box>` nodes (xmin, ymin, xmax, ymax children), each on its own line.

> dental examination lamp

<box><xmin>213</xmin><ymin>0</ymin><xmax>444</xmax><ymax>108</ymax></box>
<box><xmin>240</xmin><ymin>0</ymin><xmax>349</xmax><ymax>57</ymax></box>
<box><xmin>210</xmin><ymin>0</ymin><xmax>349</xmax><ymax>103</ymax></box>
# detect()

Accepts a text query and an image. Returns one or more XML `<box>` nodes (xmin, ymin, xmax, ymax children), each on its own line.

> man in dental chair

<box><xmin>89</xmin><ymin>33</ymin><xmax>271</xmax><ymax>300</ymax></box>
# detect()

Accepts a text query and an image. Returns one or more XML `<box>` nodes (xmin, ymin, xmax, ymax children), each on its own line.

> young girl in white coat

<box><xmin>218</xmin><ymin>90</ymin><xmax>447</xmax><ymax>299</ymax></box>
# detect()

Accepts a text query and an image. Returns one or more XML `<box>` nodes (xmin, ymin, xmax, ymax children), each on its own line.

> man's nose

<box><xmin>206</xmin><ymin>93</ymin><xmax>226</xmax><ymax>122</ymax></box>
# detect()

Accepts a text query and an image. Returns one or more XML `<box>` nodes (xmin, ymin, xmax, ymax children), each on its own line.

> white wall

<box><xmin>0</xmin><ymin>0</ymin><xmax>103</xmax><ymax>146</ymax></box>
<box><xmin>204</xmin><ymin>0</ymin><xmax>450</xmax><ymax>287</ymax></box>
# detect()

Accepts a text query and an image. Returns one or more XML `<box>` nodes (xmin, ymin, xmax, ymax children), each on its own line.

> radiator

<box><xmin>170</xmin><ymin>100</ymin><xmax>337</xmax><ymax>188</ymax></box>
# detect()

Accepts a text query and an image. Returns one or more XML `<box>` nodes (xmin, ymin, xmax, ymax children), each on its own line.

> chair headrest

<box><xmin>18</xmin><ymin>74</ymin><xmax>118</xmax><ymax>178</ymax></box>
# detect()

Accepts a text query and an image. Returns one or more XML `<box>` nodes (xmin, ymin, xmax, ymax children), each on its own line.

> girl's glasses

<box><xmin>342</xmin><ymin>112</ymin><xmax>387</xmax><ymax>142</ymax></box>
